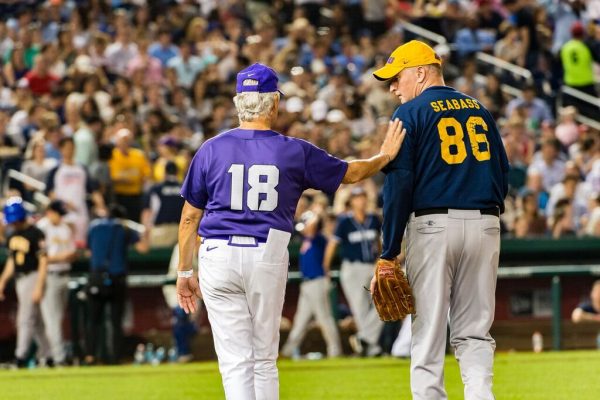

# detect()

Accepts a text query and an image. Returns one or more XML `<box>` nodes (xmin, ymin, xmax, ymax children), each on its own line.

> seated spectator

<box><xmin>514</xmin><ymin>191</ymin><xmax>547</xmax><ymax>237</ymax></box>
<box><xmin>527</xmin><ymin>138</ymin><xmax>567</xmax><ymax>193</ymax></box>
<box><xmin>584</xmin><ymin>193</ymin><xmax>600</xmax><ymax>237</ymax></box>
<box><xmin>546</xmin><ymin>173</ymin><xmax>592</xmax><ymax>228</ymax></box>
<box><xmin>555</xmin><ymin>106</ymin><xmax>580</xmax><ymax>148</ymax></box>
<box><xmin>572</xmin><ymin>280</ymin><xmax>600</xmax><ymax>323</ymax></box>
<box><xmin>24</xmin><ymin>54</ymin><xmax>58</xmax><ymax>96</ymax></box>
<box><xmin>551</xmin><ymin>198</ymin><xmax>576</xmax><ymax>238</ymax></box>
<box><xmin>20</xmin><ymin>137</ymin><xmax>57</xmax><ymax>197</ymax></box>
<box><xmin>454</xmin><ymin>57</ymin><xmax>484</xmax><ymax>98</ymax></box>
<box><xmin>454</xmin><ymin>14</ymin><xmax>495</xmax><ymax>58</ymax></box>
<box><xmin>167</xmin><ymin>41</ymin><xmax>205</xmax><ymax>89</ymax></box>
<box><xmin>494</xmin><ymin>22</ymin><xmax>524</xmax><ymax>64</ymax></box>
<box><xmin>149</xmin><ymin>29</ymin><xmax>179</xmax><ymax>68</ymax></box>
<box><xmin>505</xmin><ymin>84</ymin><xmax>554</xmax><ymax>128</ymax></box>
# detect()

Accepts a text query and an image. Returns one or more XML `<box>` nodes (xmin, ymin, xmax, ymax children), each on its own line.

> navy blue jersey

<box><xmin>381</xmin><ymin>86</ymin><xmax>509</xmax><ymax>259</ymax></box>
<box><xmin>299</xmin><ymin>234</ymin><xmax>327</xmax><ymax>279</ymax></box>
<box><xmin>143</xmin><ymin>178</ymin><xmax>185</xmax><ymax>225</ymax></box>
<box><xmin>334</xmin><ymin>213</ymin><xmax>382</xmax><ymax>263</ymax></box>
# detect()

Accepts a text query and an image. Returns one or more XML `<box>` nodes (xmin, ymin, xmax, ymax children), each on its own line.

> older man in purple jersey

<box><xmin>176</xmin><ymin>63</ymin><xmax>405</xmax><ymax>400</ymax></box>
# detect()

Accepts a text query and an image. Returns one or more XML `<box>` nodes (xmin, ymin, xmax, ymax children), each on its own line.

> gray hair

<box><xmin>233</xmin><ymin>91</ymin><xmax>280</xmax><ymax>122</ymax></box>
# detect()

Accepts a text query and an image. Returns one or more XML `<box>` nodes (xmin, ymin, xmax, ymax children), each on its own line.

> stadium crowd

<box><xmin>0</xmin><ymin>0</ymin><xmax>600</xmax><ymax>364</ymax></box>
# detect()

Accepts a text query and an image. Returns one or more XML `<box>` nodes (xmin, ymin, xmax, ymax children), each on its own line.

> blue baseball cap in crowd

<box><xmin>236</xmin><ymin>63</ymin><xmax>284</xmax><ymax>95</ymax></box>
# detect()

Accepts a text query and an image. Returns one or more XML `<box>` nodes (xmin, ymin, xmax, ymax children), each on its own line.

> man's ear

<box><xmin>416</xmin><ymin>66</ymin><xmax>427</xmax><ymax>83</ymax></box>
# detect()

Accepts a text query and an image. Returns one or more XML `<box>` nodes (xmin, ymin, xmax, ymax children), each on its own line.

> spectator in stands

<box><xmin>36</xmin><ymin>200</ymin><xmax>76</xmax><ymax>366</ymax></box>
<box><xmin>454</xmin><ymin>57</ymin><xmax>483</xmax><ymax>98</ymax></box>
<box><xmin>24</xmin><ymin>54</ymin><xmax>58</xmax><ymax>96</ymax></box>
<box><xmin>555</xmin><ymin>106</ymin><xmax>580</xmax><ymax>148</ymax></box>
<box><xmin>503</xmin><ymin>0</ymin><xmax>539</xmax><ymax>69</ymax></box>
<box><xmin>584</xmin><ymin>193</ymin><xmax>600</xmax><ymax>236</ymax></box>
<box><xmin>46</xmin><ymin>137</ymin><xmax>106</xmax><ymax>245</ymax></box>
<box><xmin>20</xmin><ymin>137</ymin><xmax>57</xmax><ymax>198</ymax></box>
<box><xmin>505</xmin><ymin>84</ymin><xmax>554</xmax><ymax>128</ymax></box>
<box><xmin>141</xmin><ymin>161</ymin><xmax>184</xmax><ymax>249</ymax></box>
<box><xmin>149</xmin><ymin>29</ymin><xmax>179</xmax><ymax>68</ymax></box>
<box><xmin>108</xmin><ymin>128</ymin><xmax>151</xmax><ymax>223</ymax></box>
<box><xmin>546</xmin><ymin>173</ymin><xmax>591</xmax><ymax>230</ymax></box>
<box><xmin>560</xmin><ymin>21</ymin><xmax>598</xmax><ymax>117</ymax></box>
<box><xmin>551</xmin><ymin>198</ymin><xmax>576</xmax><ymax>238</ymax></box>
<box><xmin>104</xmin><ymin>24</ymin><xmax>138</xmax><ymax>77</ymax></box>
<box><xmin>167</xmin><ymin>41</ymin><xmax>206</xmax><ymax>89</ymax></box>
<box><xmin>73</xmin><ymin>114</ymin><xmax>101</xmax><ymax>169</ymax></box>
<box><xmin>572</xmin><ymin>280</ymin><xmax>600</xmax><ymax>323</ymax></box>
<box><xmin>85</xmin><ymin>204</ymin><xmax>149</xmax><ymax>365</ymax></box>
<box><xmin>514</xmin><ymin>191</ymin><xmax>547</xmax><ymax>237</ymax></box>
<box><xmin>454</xmin><ymin>14</ymin><xmax>496</xmax><ymax>58</ymax></box>
<box><xmin>527</xmin><ymin>138</ymin><xmax>567</xmax><ymax>193</ymax></box>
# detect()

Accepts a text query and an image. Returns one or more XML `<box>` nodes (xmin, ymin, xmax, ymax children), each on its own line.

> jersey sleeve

<box><xmin>180</xmin><ymin>145</ymin><xmax>209</xmax><ymax>209</ymax></box>
<box><xmin>300</xmin><ymin>140</ymin><xmax>348</xmax><ymax>195</ymax></box>
<box><xmin>333</xmin><ymin>217</ymin><xmax>346</xmax><ymax>242</ymax></box>
<box><xmin>381</xmin><ymin>106</ymin><xmax>416</xmax><ymax>259</ymax></box>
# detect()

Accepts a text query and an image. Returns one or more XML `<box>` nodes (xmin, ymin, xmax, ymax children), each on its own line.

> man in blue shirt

<box><xmin>85</xmin><ymin>204</ymin><xmax>148</xmax><ymax>365</ymax></box>
<box><xmin>324</xmin><ymin>186</ymin><xmax>383</xmax><ymax>357</ymax></box>
<box><xmin>281</xmin><ymin>196</ymin><xmax>342</xmax><ymax>358</ymax></box>
<box><xmin>372</xmin><ymin>40</ymin><xmax>509</xmax><ymax>400</ymax></box>
<box><xmin>148</xmin><ymin>29</ymin><xmax>180</xmax><ymax>67</ymax></box>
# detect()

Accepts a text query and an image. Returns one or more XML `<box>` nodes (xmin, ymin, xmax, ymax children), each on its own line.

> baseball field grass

<box><xmin>1</xmin><ymin>351</ymin><xmax>599</xmax><ymax>399</ymax></box>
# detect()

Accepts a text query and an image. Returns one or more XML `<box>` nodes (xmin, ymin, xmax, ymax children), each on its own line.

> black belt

<box><xmin>415</xmin><ymin>207</ymin><xmax>500</xmax><ymax>217</ymax></box>
<box><xmin>48</xmin><ymin>270</ymin><xmax>70</xmax><ymax>276</ymax></box>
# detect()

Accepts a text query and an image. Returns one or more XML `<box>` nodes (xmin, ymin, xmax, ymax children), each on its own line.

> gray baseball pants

<box><xmin>15</xmin><ymin>272</ymin><xmax>50</xmax><ymax>360</ymax></box>
<box><xmin>281</xmin><ymin>277</ymin><xmax>342</xmax><ymax>357</ymax></box>
<box><xmin>340</xmin><ymin>260</ymin><xmax>384</xmax><ymax>346</ymax></box>
<box><xmin>406</xmin><ymin>209</ymin><xmax>499</xmax><ymax>400</ymax></box>
<box><xmin>40</xmin><ymin>273</ymin><xmax>69</xmax><ymax>363</ymax></box>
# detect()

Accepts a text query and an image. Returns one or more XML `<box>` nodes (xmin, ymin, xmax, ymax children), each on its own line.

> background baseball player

<box><xmin>324</xmin><ymin>186</ymin><xmax>383</xmax><ymax>356</ymax></box>
<box><xmin>372</xmin><ymin>41</ymin><xmax>509</xmax><ymax>399</ymax></box>
<box><xmin>281</xmin><ymin>194</ymin><xmax>342</xmax><ymax>359</ymax></box>
<box><xmin>0</xmin><ymin>197</ymin><xmax>49</xmax><ymax>367</ymax></box>
<box><xmin>176</xmin><ymin>63</ymin><xmax>405</xmax><ymax>400</ymax></box>
<box><xmin>36</xmin><ymin>199</ymin><xmax>76</xmax><ymax>366</ymax></box>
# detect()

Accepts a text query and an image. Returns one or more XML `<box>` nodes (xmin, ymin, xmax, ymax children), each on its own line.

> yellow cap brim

<box><xmin>373</xmin><ymin>64</ymin><xmax>401</xmax><ymax>81</ymax></box>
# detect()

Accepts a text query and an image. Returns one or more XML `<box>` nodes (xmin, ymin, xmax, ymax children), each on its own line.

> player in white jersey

<box><xmin>36</xmin><ymin>200</ymin><xmax>76</xmax><ymax>365</ymax></box>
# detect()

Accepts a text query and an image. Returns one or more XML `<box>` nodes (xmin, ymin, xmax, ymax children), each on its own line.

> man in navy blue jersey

<box><xmin>371</xmin><ymin>40</ymin><xmax>509</xmax><ymax>400</ymax></box>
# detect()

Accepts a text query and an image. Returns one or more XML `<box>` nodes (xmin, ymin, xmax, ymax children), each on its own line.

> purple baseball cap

<box><xmin>236</xmin><ymin>63</ymin><xmax>284</xmax><ymax>95</ymax></box>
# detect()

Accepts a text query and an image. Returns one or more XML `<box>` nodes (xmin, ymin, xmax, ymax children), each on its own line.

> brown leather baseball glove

<box><xmin>371</xmin><ymin>258</ymin><xmax>415</xmax><ymax>321</ymax></box>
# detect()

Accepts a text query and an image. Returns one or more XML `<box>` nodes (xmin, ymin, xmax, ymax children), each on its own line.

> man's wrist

<box><xmin>177</xmin><ymin>269</ymin><xmax>194</xmax><ymax>279</ymax></box>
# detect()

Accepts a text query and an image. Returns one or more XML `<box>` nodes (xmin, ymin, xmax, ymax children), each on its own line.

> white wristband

<box><xmin>177</xmin><ymin>269</ymin><xmax>194</xmax><ymax>278</ymax></box>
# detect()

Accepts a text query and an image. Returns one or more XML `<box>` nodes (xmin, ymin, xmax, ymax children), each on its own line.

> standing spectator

<box><xmin>560</xmin><ymin>21</ymin><xmax>597</xmax><ymax>117</ymax></box>
<box><xmin>109</xmin><ymin>129</ymin><xmax>151</xmax><ymax>222</ymax></box>
<box><xmin>141</xmin><ymin>161</ymin><xmax>184</xmax><ymax>248</ymax></box>
<box><xmin>0</xmin><ymin>197</ymin><xmax>49</xmax><ymax>367</ymax></box>
<box><xmin>73</xmin><ymin>114</ymin><xmax>100</xmax><ymax>168</ymax></box>
<box><xmin>46</xmin><ymin>137</ymin><xmax>106</xmax><ymax>245</ymax></box>
<box><xmin>21</xmin><ymin>138</ymin><xmax>57</xmax><ymax>186</ymax></box>
<box><xmin>85</xmin><ymin>204</ymin><xmax>149</xmax><ymax>365</ymax></box>
<box><xmin>503</xmin><ymin>0</ymin><xmax>539</xmax><ymax>69</ymax></box>
<box><xmin>527</xmin><ymin>138</ymin><xmax>567</xmax><ymax>193</ymax></box>
<box><xmin>323</xmin><ymin>186</ymin><xmax>383</xmax><ymax>357</ymax></box>
<box><xmin>281</xmin><ymin>198</ymin><xmax>342</xmax><ymax>359</ymax></box>
<box><xmin>571</xmin><ymin>280</ymin><xmax>600</xmax><ymax>323</ymax></box>
<box><xmin>36</xmin><ymin>200</ymin><xmax>76</xmax><ymax>366</ymax></box>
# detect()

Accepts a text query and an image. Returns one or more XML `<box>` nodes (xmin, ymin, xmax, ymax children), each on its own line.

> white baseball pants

<box><xmin>406</xmin><ymin>209</ymin><xmax>499</xmax><ymax>400</ymax></box>
<box><xmin>200</xmin><ymin>232</ymin><xmax>290</xmax><ymax>400</ymax></box>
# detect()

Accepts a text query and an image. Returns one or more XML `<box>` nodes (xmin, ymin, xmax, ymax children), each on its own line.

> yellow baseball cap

<box><xmin>373</xmin><ymin>40</ymin><xmax>442</xmax><ymax>81</ymax></box>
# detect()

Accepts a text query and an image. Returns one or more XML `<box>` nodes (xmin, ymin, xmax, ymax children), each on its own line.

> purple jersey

<box><xmin>181</xmin><ymin>128</ymin><xmax>348</xmax><ymax>240</ymax></box>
